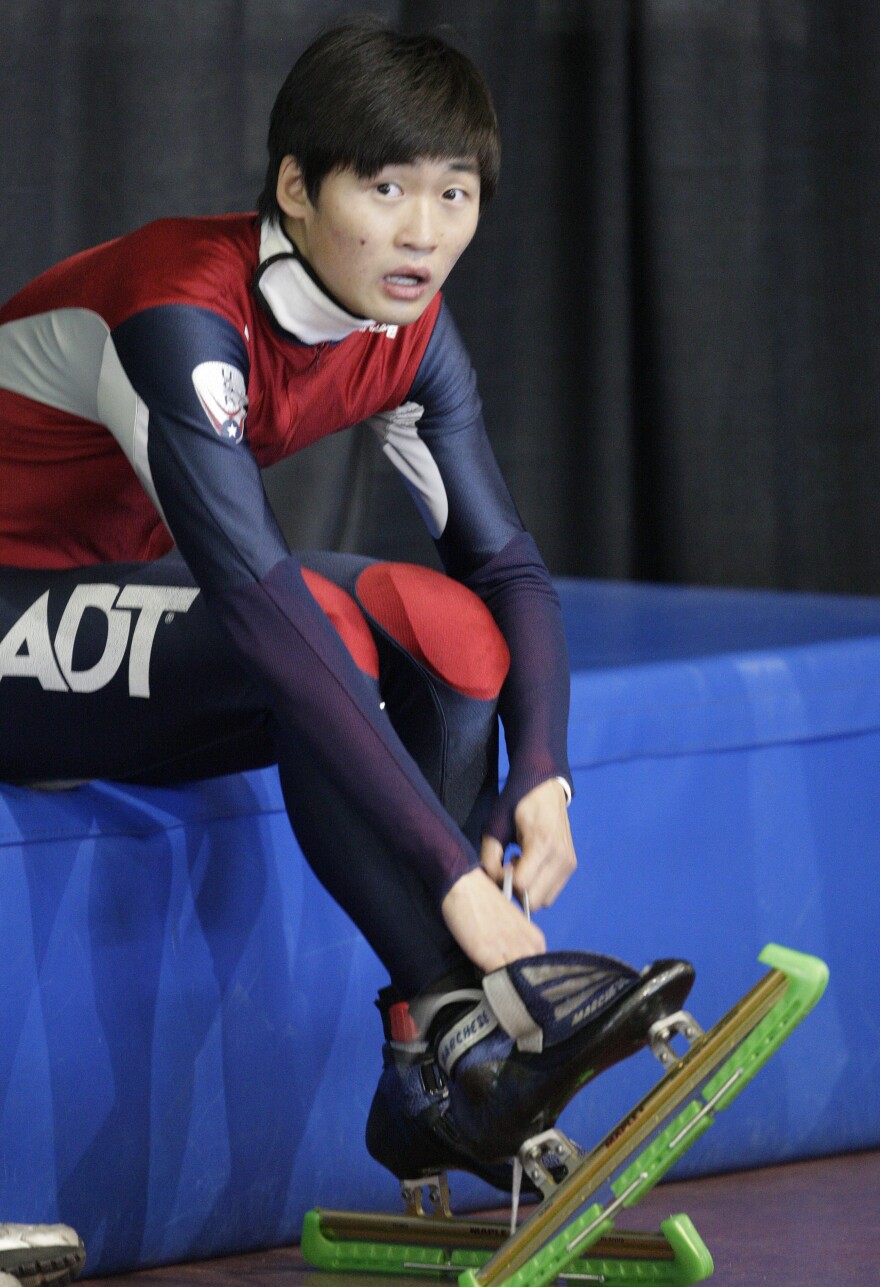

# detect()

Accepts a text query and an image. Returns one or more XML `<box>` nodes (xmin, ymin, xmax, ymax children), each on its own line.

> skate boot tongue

<box><xmin>433</xmin><ymin>951</ymin><xmax>642</xmax><ymax>1077</ymax></box>
<box><xmin>483</xmin><ymin>952</ymin><xmax>643</xmax><ymax>1054</ymax></box>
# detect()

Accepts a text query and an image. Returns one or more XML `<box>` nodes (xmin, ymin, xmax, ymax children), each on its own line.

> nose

<box><xmin>396</xmin><ymin>197</ymin><xmax>438</xmax><ymax>252</ymax></box>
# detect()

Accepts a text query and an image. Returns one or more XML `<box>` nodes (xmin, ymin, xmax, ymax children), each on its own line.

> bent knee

<box><xmin>356</xmin><ymin>562</ymin><xmax>509</xmax><ymax>700</ymax></box>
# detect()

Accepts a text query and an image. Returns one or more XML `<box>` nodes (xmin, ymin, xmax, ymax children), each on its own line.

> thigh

<box><xmin>0</xmin><ymin>554</ymin><xmax>273</xmax><ymax>784</ymax></box>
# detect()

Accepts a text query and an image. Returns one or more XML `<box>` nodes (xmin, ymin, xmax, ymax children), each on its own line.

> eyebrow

<box><xmin>374</xmin><ymin>158</ymin><xmax>481</xmax><ymax>178</ymax></box>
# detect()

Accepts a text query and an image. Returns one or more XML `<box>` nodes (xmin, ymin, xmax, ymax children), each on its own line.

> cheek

<box><xmin>332</xmin><ymin>227</ymin><xmax>374</xmax><ymax>263</ymax></box>
<box><xmin>441</xmin><ymin>240</ymin><xmax>469</xmax><ymax>274</ymax></box>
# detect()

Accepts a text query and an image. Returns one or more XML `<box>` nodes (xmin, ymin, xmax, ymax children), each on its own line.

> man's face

<box><xmin>279</xmin><ymin>157</ymin><xmax>481</xmax><ymax>325</ymax></box>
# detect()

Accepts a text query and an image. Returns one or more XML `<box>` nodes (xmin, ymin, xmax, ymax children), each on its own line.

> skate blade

<box><xmin>302</xmin><ymin>1206</ymin><xmax>711</xmax><ymax>1284</ymax></box>
<box><xmin>462</xmin><ymin>943</ymin><xmax>828</xmax><ymax>1287</ymax></box>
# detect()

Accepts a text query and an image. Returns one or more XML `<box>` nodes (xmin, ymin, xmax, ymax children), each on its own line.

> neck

<box><xmin>254</xmin><ymin>219</ymin><xmax>375</xmax><ymax>345</ymax></box>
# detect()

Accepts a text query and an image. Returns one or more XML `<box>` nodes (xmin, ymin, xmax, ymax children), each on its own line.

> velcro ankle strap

<box><xmin>483</xmin><ymin>969</ymin><xmax>545</xmax><ymax>1053</ymax></box>
<box><xmin>410</xmin><ymin>987</ymin><xmax>484</xmax><ymax>1037</ymax></box>
<box><xmin>436</xmin><ymin>999</ymin><xmax>499</xmax><ymax>1075</ymax></box>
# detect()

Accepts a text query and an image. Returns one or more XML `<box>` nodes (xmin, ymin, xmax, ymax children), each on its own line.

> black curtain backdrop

<box><xmin>2</xmin><ymin>2</ymin><xmax>878</xmax><ymax>593</ymax></box>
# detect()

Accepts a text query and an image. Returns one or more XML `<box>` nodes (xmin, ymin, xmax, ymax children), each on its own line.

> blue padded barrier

<box><xmin>538</xmin><ymin>582</ymin><xmax>880</xmax><ymax>1179</ymax></box>
<box><xmin>1</xmin><ymin>579</ymin><xmax>879</xmax><ymax>1272</ymax></box>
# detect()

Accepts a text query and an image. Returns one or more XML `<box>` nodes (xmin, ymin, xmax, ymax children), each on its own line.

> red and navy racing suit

<box><xmin>0</xmin><ymin>214</ymin><xmax>571</xmax><ymax>993</ymax></box>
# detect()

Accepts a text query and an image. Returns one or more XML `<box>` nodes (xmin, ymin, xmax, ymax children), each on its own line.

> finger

<box><xmin>493</xmin><ymin>896</ymin><xmax>546</xmax><ymax>959</ymax></box>
<box><xmin>480</xmin><ymin>834</ymin><xmax>505</xmax><ymax>883</ymax></box>
<box><xmin>512</xmin><ymin>864</ymin><xmax>554</xmax><ymax>911</ymax></box>
<box><xmin>514</xmin><ymin>840</ymin><xmax>576</xmax><ymax>909</ymax></box>
<box><xmin>509</xmin><ymin>841</ymin><xmax>549</xmax><ymax>902</ymax></box>
<box><xmin>517</xmin><ymin>918</ymin><xmax>546</xmax><ymax>959</ymax></box>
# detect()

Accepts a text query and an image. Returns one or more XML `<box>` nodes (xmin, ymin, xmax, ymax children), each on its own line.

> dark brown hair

<box><xmin>257</xmin><ymin>21</ymin><xmax>500</xmax><ymax>221</ymax></box>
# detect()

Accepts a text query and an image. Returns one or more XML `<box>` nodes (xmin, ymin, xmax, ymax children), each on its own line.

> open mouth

<box><xmin>381</xmin><ymin>269</ymin><xmax>432</xmax><ymax>302</ymax></box>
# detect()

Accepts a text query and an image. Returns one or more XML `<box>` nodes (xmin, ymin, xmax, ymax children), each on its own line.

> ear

<box><xmin>276</xmin><ymin>155</ymin><xmax>311</xmax><ymax>220</ymax></box>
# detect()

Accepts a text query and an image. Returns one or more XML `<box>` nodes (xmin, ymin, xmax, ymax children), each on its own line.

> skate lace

<box><xmin>502</xmin><ymin>863</ymin><xmax>530</xmax><ymax>921</ymax></box>
<box><xmin>503</xmin><ymin>862</ymin><xmax>528</xmax><ymax>1236</ymax></box>
<box><xmin>509</xmin><ymin>1156</ymin><xmax>523</xmax><ymax>1234</ymax></box>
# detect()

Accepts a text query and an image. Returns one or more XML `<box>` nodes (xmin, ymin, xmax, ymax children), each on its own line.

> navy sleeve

<box><xmin>407</xmin><ymin>302</ymin><xmax>573</xmax><ymax>845</ymax></box>
<box><xmin>110</xmin><ymin>304</ymin><xmax>479</xmax><ymax>902</ymax></box>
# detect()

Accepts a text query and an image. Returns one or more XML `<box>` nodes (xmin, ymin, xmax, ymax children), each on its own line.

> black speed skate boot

<box><xmin>366</xmin><ymin>951</ymin><xmax>694</xmax><ymax>1196</ymax></box>
<box><xmin>432</xmin><ymin>952</ymin><xmax>695</xmax><ymax>1165</ymax></box>
<box><xmin>366</xmin><ymin>982</ymin><xmax>525</xmax><ymax>1197</ymax></box>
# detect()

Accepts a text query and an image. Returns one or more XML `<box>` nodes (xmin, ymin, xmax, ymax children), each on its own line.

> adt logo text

<box><xmin>0</xmin><ymin>583</ymin><xmax>199</xmax><ymax>697</ymax></box>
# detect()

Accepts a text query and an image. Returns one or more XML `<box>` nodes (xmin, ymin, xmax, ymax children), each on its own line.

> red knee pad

<box><xmin>356</xmin><ymin>563</ymin><xmax>510</xmax><ymax>700</ymax></box>
<box><xmin>301</xmin><ymin>568</ymin><xmax>380</xmax><ymax>679</ymax></box>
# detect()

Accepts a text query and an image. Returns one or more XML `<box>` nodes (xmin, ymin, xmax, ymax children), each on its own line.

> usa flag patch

<box><xmin>191</xmin><ymin>361</ymin><xmax>248</xmax><ymax>443</ymax></box>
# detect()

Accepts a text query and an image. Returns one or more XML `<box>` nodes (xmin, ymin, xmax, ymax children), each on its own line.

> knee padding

<box><xmin>355</xmin><ymin>563</ymin><xmax>510</xmax><ymax>700</ymax></box>
<box><xmin>301</xmin><ymin>568</ymin><xmax>379</xmax><ymax>679</ymax></box>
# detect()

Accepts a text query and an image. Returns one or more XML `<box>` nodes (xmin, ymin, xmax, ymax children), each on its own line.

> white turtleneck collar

<box><xmin>254</xmin><ymin>218</ymin><xmax>378</xmax><ymax>346</ymax></box>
